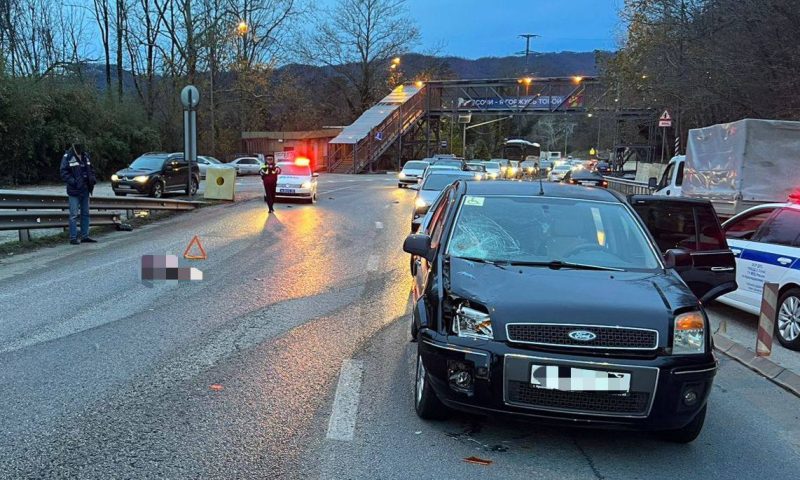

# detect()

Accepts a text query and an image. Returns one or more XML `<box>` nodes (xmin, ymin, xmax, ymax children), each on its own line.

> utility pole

<box><xmin>518</xmin><ymin>34</ymin><xmax>539</xmax><ymax>74</ymax></box>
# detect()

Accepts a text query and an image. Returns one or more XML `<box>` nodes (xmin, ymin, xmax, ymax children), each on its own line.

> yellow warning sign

<box><xmin>183</xmin><ymin>235</ymin><xmax>208</xmax><ymax>260</ymax></box>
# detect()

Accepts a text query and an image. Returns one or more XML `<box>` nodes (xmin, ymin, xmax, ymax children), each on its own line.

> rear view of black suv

<box><xmin>111</xmin><ymin>152</ymin><xmax>200</xmax><ymax>198</ymax></box>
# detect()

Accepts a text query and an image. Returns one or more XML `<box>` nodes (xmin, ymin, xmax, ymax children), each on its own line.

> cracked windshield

<box><xmin>1</xmin><ymin>0</ymin><xmax>799</xmax><ymax>478</ymax></box>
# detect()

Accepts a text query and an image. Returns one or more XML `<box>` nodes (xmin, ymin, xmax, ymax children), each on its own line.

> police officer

<box><xmin>59</xmin><ymin>143</ymin><xmax>97</xmax><ymax>245</ymax></box>
<box><xmin>260</xmin><ymin>155</ymin><xmax>281</xmax><ymax>213</ymax></box>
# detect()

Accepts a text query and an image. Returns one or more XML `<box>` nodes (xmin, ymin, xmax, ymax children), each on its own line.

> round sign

<box><xmin>180</xmin><ymin>85</ymin><xmax>200</xmax><ymax>109</ymax></box>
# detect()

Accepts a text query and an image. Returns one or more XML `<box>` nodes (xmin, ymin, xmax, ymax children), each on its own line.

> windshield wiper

<box><xmin>506</xmin><ymin>260</ymin><xmax>624</xmax><ymax>272</ymax></box>
<box><xmin>455</xmin><ymin>256</ymin><xmax>509</xmax><ymax>270</ymax></box>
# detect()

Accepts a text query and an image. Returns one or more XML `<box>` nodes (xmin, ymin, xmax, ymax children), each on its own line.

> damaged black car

<box><xmin>404</xmin><ymin>181</ymin><xmax>736</xmax><ymax>443</ymax></box>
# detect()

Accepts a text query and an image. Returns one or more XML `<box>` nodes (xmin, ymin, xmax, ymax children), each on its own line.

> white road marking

<box><xmin>366</xmin><ymin>255</ymin><xmax>380</xmax><ymax>272</ymax></box>
<box><xmin>320</xmin><ymin>186</ymin><xmax>354</xmax><ymax>194</ymax></box>
<box><xmin>375</xmin><ymin>221</ymin><xmax>383</xmax><ymax>229</ymax></box>
<box><xmin>384</xmin><ymin>204</ymin><xmax>390</xmax><ymax>209</ymax></box>
<box><xmin>326</xmin><ymin>359</ymin><xmax>364</xmax><ymax>441</ymax></box>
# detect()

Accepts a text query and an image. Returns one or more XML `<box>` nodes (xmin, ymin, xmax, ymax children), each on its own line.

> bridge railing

<box><xmin>603</xmin><ymin>176</ymin><xmax>655</xmax><ymax>196</ymax></box>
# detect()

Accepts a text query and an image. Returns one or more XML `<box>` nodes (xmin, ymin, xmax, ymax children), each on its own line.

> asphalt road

<box><xmin>0</xmin><ymin>174</ymin><xmax>799</xmax><ymax>479</ymax></box>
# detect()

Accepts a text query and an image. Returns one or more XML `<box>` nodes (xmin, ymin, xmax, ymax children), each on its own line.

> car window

<box><xmin>675</xmin><ymin>161</ymin><xmax>685</xmax><ymax>187</ymax></box>
<box><xmin>404</xmin><ymin>161</ymin><xmax>427</xmax><ymax>170</ymax></box>
<box><xmin>422</xmin><ymin>174</ymin><xmax>469</xmax><ymax>191</ymax></box>
<box><xmin>724</xmin><ymin>208</ymin><xmax>776</xmax><ymax>240</ymax></box>
<box><xmin>632</xmin><ymin>202</ymin><xmax>697</xmax><ymax>252</ymax></box>
<box><xmin>695</xmin><ymin>206</ymin><xmax>727</xmax><ymax>250</ymax></box>
<box><xmin>752</xmin><ymin>208</ymin><xmax>800</xmax><ymax>246</ymax></box>
<box><xmin>447</xmin><ymin>196</ymin><xmax>660</xmax><ymax>270</ymax></box>
<box><xmin>130</xmin><ymin>155</ymin><xmax>167</xmax><ymax>170</ymax></box>
<box><xmin>658</xmin><ymin>163</ymin><xmax>674</xmax><ymax>190</ymax></box>
<box><xmin>428</xmin><ymin>188</ymin><xmax>452</xmax><ymax>248</ymax></box>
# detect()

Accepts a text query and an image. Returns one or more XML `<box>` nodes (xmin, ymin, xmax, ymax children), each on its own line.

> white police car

<box><xmin>717</xmin><ymin>199</ymin><xmax>800</xmax><ymax>349</ymax></box>
<box><xmin>275</xmin><ymin>158</ymin><xmax>318</xmax><ymax>204</ymax></box>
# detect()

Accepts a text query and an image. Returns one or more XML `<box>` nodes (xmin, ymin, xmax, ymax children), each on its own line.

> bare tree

<box><xmin>299</xmin><ymin>0</ymin><xmax>420</xmax><ymax>118</ymax></box>
<box><xmin>93</xmin><ymin>0</ymin><xmax>112</xmax><ymax>89</ymax></box>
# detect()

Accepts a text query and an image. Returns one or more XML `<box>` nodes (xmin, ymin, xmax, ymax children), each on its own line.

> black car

<box><xmin>404</xmin><ymin>181</ymin><xmax>736</xmax><ymax>443</ymax></box>
<box><xmin>595</xmin><ymin>161</ymin><xmax>612</xmax><ymax>175</ymax></box>
<box><xmin>112</xmin><ymin>152</ymin><xmax>200</xmax><ymax>198</ymax></box>
<box><xmin>562</xmin><ymin>169</ymin><xmax>608</xmax><ymax>188</ymax></box>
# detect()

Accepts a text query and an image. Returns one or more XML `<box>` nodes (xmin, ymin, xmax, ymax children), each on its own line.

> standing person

<box><xmin>260</xmin><ymin>155</ymin><xmax>281</xmax><ymax>213</ymax></box>
<box><xmin>60</xmin><ymin>143</ymin><xmax>97</xmax><ymax>245</ymax></box>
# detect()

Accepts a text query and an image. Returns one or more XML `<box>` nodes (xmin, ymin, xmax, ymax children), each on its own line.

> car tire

<box><xmin>114</xmin><ymin>192</ymin><xmax>126</xmax><ymax>197</ymax></box>
<box><xmin>414</xmin><ymin>351</ymin><xmax>448</xmax><ymax>420</ymax></box>
<box><xmin>659</xmin><ymin>405</ymin><xmax>706</xmax><ymax>443</ymax></box>
<box><xmin>150</xmin><ymin>179</ymin><xmax>164</xmax><ymax>198</ymax></box>
<box><xmin>186</xmin><ymin>177</ymin><xmax>198</xmax><ymax>196</ymax></box>
<box><xmin>776</xmin><ymin>288</ymin><xmax>800</xmax><ymax>350</ymax></box>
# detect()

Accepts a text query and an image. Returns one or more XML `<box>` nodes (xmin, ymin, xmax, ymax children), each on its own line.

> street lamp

<box><xmin>573</xmin><ymin>75</ymin><xmax>583</xmax><ymax>84</ymax></box>
<box><xmin>236</xmin><ymin>21</ymin><xmax>249</xmax><ymax>36</ymax></box>
<box><xmin>392</xmin><ymin>57</ymin><xmax>401</xmax><ymax>65</ymax></box>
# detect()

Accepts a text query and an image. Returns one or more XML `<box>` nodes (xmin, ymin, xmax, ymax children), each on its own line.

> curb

<box><xmin>713</xmin><ymin>333</ymin><xmax>800</xmax><ymax>397</ymax></box>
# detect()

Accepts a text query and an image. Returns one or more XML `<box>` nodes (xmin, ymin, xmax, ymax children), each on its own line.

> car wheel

<box><xmin>776</xmin><ymin>288</ymin><xmax>800</xmax><ymax>350</ymax></box>
<box><xmin>150</xmin><ymin>180</ymin><xmax>164</xmax><ymax>198</ymax></box>
<box><xmin>659</xmin><ymin>405</ymin><xmax>706</xmax><ymax>443</ymax></box>
<box><xmin>414</xmin><ymin>350</ymin><xmax>448</xmax><ymax>420</ymax></box>
<box><xmin>114</xmin><ymin>192</ymin><xmax>127</xmax><ymax>197</ymax></box>
<box><xmin>186</xmin><ymin>177</ymin><xmax>199</xmax><ymax>195</ymax></box>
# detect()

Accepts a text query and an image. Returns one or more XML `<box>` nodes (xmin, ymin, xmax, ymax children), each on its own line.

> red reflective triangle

<box><xmin>183</xmin><ymin>235</ymin><xmax>207</xmax><ymax>260</ymax></box>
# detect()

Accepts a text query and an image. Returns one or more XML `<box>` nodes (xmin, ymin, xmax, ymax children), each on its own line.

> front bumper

<box><xmin>399</xmin><ymin>176</ymin><xmax>420</xmax><ymax>185</ymax></box>
<box><xmin>112</xmin><ymin>180</ymin><xmax>151</xmax><ymax>193</ymax></box>
<box><xmin>275</xmin><ymin>186</ymin><xmax>313</xmax><ymax>198</ymax></box>
<box><xmin>418</xmin><ymin>329</ymin><xmax>716</xmax><ymax>431</ymax></box>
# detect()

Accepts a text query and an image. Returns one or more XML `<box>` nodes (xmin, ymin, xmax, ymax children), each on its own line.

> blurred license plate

<box><xmin>279</xmin><ymin>188</ymin><xmax>295</xmax><ymax>193</ymax></box>
<box><xmin>530</xmin><ymin>365</ymin><xmax>630</xmax><ymax>392</ymax></box>
<box><xmin>579</xmin><ymin>181</ymin><xmax>595</xmax><ymax>186</ymax></box>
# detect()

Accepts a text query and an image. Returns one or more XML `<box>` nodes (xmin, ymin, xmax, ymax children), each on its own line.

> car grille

<box><xmin>507</xmin><ymin>380</ymin><xmax>650</xmax><ymax>415</ymax></box>
<box><xmin>506</xmin><ymin>324</ymin><xmax>658</xmax><ymax>350</ymax></box>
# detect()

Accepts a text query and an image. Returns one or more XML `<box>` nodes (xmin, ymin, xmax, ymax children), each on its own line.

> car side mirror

<box><xmin>648</xmin><ymin>177</ymin><xmax>658</xmax><ymax>190</ymax></box>
<box><xmin>312</xmin><ymin>173</ymin><xmax>319</xmax><ymax>178</ymax></box>
<box><xmin>403</xmin><ymin>234</ymin><xmax>435</xmax><ymax>262</ymax></box>
<box><xmin>664</xmin><ymin>248</ymin><xmax>692</xmax><ymax>272</ymax></box>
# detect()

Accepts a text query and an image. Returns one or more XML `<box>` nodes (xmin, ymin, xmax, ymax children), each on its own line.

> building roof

<box><xmin>241</xmin><ymin>129</ymin><xmax>343</xmax><ymax>140</ymax></box>
<box><xmin>329</xmin><ymin>84</ymin><xmax>422</xmax><ymax>145</ymax></box>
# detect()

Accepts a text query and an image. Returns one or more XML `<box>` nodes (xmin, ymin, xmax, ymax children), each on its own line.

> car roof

<box><xmin>461</xmin><ymin>180</ymin><xmax>623</xmax><ymax>203</ymax></box>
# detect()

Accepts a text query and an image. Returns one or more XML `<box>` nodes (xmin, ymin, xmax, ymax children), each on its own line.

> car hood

<box><xmin>116</xmin><ymin>168</ymin><xmax>156</xmax><ymax>177</ymax></box>
<box><xmin>446</xmin><ymin>257</ymin><xmax>697</xmax><ymax>342</ymax></box>
<box><xmin>418</xmin><ymin>189</ymin><xmax>442</xmax><ymax>205</ymax></box>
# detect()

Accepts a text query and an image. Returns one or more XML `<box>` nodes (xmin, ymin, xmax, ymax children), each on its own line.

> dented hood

<box><xmin>447</xmin><ymin>257</ymin><xmax>697</xmax><ymax>342</ymax></box>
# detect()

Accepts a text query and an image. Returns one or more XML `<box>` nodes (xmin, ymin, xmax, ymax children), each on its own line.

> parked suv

<box><xmin>111</xmin><ymin>152</ymin><xmax>200</xmax><ymax>198</ymax></box>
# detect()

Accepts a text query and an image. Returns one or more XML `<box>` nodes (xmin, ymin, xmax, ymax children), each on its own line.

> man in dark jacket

<box><xmin>259</xmin><ymin>155</ymin><xmax>281</xmax><ymax>213</ymax></box>
<box><xmin>59</xmin><ymin>143</ymin><xmax>97</xmax><ymax>244</ymax></box>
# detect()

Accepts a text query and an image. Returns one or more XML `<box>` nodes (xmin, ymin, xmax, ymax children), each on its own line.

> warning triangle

<box><xmin>183</xmin><ymin>235</ymin><xmax>207</xmax><ymax>260</ymax></box>
<box><xmin>660</xmin><ymin>110</ymin><xmax>672</xmax><ymax>121</ymax></box>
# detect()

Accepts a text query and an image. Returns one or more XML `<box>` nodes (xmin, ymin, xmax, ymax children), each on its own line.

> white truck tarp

<box><xmin>684</xmin><ymin>119</ymin><xmax>800</xmax><ymax>203</ymax></box>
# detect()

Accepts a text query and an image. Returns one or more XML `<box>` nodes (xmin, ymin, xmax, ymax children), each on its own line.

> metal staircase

<box><xmin>328</xmin><ymin>84</ymin><xmax>427</xmax><ymax>174</ymax></box>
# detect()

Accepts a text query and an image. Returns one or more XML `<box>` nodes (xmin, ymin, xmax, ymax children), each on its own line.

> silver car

<box><xmin>549</xmin><ymin>164</ymin><xmax>572</xmax><ymax>182</ymax></box>
<box><xmin>229</xmin><ymin>156</ymin><xmax>264</xmax><ymax>175</ymax></box>
<box><xmin>411</xmin><ymin>170</ymin><xmax>475</xmax><ymax>231</ymax></box>
<box><xmin>398</xmin><ymin>160</ymin><xmax>429</xmax><ymax>188</ymax></box>
<box><xmin>197</xmin><ymin>156</ymin><xmax>233</xmax><ymax>179</ymax></box>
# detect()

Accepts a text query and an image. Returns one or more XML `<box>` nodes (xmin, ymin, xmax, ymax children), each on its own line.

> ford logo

<box><xmin>568</xmin><ymin>330</ymin><xmax>597</xmax><ymax>342</ymax></box>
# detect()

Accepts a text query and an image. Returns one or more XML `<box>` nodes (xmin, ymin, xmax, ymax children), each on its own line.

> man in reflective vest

<box><xmin>59</xmin><ymin>143</ymin><xmax>97</xmax><ymax>244</ymax></box>
<box><xmin>260</xmin><ymin>155</ymin><xmax>281</xmax><ymax>213</ymax></box>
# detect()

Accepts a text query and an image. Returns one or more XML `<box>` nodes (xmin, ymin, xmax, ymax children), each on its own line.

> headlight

<box><xmin>111</xmin><ymin>174</ymin><xmax>119</xmax><ymax>182</ymax></box>
<box><xmin>489</xmin><ymin>173</ymin><xmax>497</xmax><ymax>179</ymax></box>
<box><xmin>673</xmin><ymin>311</ymin><xmax>705</xmax><ymax>354</ymax></box>
<box><xmin>415</xmin><ymin>197</ymin><xmax>428</xmax><ymax>209</ymax></box>
<box><xmin>500</xmin><ymin>166</ymin><xmax>507</xmax><ymax>171</ymax></box>
<box><xmin>453</xmin><ymin>305</ymin><xmax>493</xmax><ymax>339</ymax></box>
<box><xmin>301</xmin><ymin>181</ymin><xmax>312</xmax><ymax>189</ymax></box>
<box><xmin>398</xmin><ymin>172</ymin><xmax>406</xmax><ymax>179</ymax></box>
<box><xmin>474</xmin><ymin>174</ymin><xmax>482</xmax><ymax>181</ymax></box>
<box><xmin>509</xmin><ymin>167</ymin><xmax>517</xmax><ymax>174</ymax></box>
<box><xmin>526</xmin><ymin>167</ymin><xmax>533</xmax><ymax>173</ymax></box>
<box><xmin>133</xmin><ymin>175</ymin><xmax>149</xmax><ymax>183</ymax></box>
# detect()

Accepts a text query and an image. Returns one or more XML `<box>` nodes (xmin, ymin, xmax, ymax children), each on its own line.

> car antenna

<box><xmin>538</xmin><ymin>177</ymin><xmax>544</xmax><ymax>196</ymax></box>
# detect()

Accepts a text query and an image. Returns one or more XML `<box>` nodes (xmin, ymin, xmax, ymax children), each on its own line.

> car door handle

<box><xmin>711</xmin><ymin>267</ymin><xmax>734</xmax><ymax>272</ymax></box>
<box><xmin>730</xmin><ymin>248</ymin><xmax>742</xmax><ymax>255</ymax></box>
<box><xmin>777</xmin><ymin>257</ymin><xmax>793</xmax><ymax>265</ymax></box>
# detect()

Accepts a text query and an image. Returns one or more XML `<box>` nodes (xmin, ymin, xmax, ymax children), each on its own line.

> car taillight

<box><xmin>601</xmin><ymin>180</ymin><xmax>608</xmax><ymax>187</ymax></box>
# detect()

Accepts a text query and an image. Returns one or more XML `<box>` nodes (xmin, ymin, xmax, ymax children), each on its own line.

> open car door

<box><xmin>630</xmin><ymin>195</ymin><xmax>737</xmax><ymax>303</ymax></box>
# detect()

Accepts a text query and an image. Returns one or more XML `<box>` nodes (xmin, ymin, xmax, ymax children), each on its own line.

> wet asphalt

<box><xmin>0</xmin><ymin>174</ymin><xmax>798</xmax><ymax>479</ymax></box>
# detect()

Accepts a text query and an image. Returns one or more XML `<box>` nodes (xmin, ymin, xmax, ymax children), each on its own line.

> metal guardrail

<box><xmin>0</xmin><ymin>191</ymin><xmax>200</xmax><ymax>211</ymax></box>
<box><xmin>0</xmin><ymin>191</ymin><xmax>202</xmax><ymax>240</ymax></box>
<box><xmin>0</xmin><ymin>211</ymin><xmax>121</xmax><ymax>231</ymax></box>
<box><xmin>603</xmin><ymin>176</ymin><xmax>654</xmax><ymax>196</ymax></box>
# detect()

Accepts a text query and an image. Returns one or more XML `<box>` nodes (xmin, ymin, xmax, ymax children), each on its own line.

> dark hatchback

<box><xmin>563</xmin><ymin>169</ymin><xmax>608</xmax><ymax>188</ymax></box>
<box><xmin>404</xmin><ymin>181</ymin><xmax>736</xmax><ymax>442</ymax></box>
<box><xmin>112</xmin><ymin>152</ymin><xmax>200</xmax><ymax>198</ymax></box>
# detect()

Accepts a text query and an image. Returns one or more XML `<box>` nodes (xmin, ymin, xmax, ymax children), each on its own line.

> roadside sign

<box><xmin>375</xmin><ymin>131</ymin><xmax>384</xmax><ymax>141</ymax></box>
<box><xmin>440</xmin><ymin>140</ymin><xmax>448</xmax><ymax>148</ymax></box>
<box><xmin>659</xmin><ymin>110</ymin><xmax>672</xmax><ymax>128</ymax></box>
<box><xmin>180</xmin><ymin>85</ymin><xmax>200</xmax><ymax>109</ymax></box>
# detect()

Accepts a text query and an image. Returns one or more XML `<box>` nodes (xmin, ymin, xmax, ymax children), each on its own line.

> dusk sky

<box><xmin>397</xmin><ymin>0</ymin><xmax>623</xmax><ymax>58</ymax></box>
